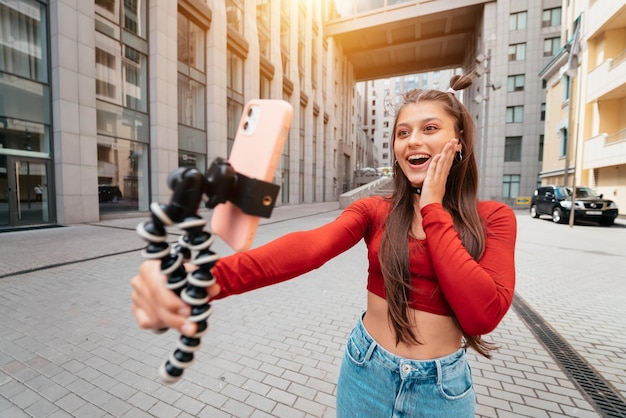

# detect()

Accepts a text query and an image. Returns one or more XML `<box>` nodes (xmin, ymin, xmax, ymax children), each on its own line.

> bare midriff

<box><xmin>363</xmin><ymin>292</ymin><xmax>463</xmax><ymax>360</ymax></box>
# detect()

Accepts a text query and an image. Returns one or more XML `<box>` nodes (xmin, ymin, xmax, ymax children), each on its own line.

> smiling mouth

<box><xmin>408</xmin><ymin>155</ymin><xmax>430</xmax><ymax>166</ymax></box>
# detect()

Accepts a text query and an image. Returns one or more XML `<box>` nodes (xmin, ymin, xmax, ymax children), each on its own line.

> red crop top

<box><xmin>211</xmin><ymin>197</ymin><xmax>517</xmax><ymax>336</ymax></box>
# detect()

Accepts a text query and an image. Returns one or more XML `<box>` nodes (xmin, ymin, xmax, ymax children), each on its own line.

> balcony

<box><xmin>586</xmin><ymin>1</ymin><xmax>626</xmax><ymax>37</ymax></box>
<box><xmin>586</xmin><ymin>51</ymin><xmax>626</xmax><ymax>102</ymax></box>
<box><xmin>583</xmin><ymin>129</ymin><xmax>626</xmax><ymax>169</ymax></box>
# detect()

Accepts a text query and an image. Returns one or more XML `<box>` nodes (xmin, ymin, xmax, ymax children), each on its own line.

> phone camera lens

<box><xmin>243</xmin><ymin>121</ymin><xmax>249</xmax><ymax>130</ymax></box>
<box><xmin>248</xmin><ymin>107</ymin><xmax>253</xmax><ymax>116</ymax></box>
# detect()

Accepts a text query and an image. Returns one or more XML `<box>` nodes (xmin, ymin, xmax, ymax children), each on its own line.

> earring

<box><xmin>455</xmin><ymin>149</ymin><xmax>463</xmax><ymax>162</ymax></box>
<box><xmin>394</xmin><ymin>160</ymin><xmax>399</xmax><ymax>166</ymax></box>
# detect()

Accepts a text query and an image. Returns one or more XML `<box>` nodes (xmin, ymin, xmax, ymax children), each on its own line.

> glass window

<box><xmin>257</xmin><ymin>0</ymin><xmax>271</xmax><ymax>58</ymax></box>
<box><xmin>227</xmin><ymin>50</ymin><xmax>244</xmax><ymax>155</ymax></box>
<box><xmin>508</xmin><ymin>43</ymin><xmax>526</xmax><ymax>61</ymax></box>
<box><xmin>178</xmin><ymin>74</ymin><xmax>206</xmax><ymax>129</ymax></box>
<box><xmin>95</xmin><ymin>0</ymin><xmax>118</xmax><ymax>19</ymax></box>
<box><xmin>260</xmin><ymin>74</ymin><xmax>271</xmax><ymax>99</ymax></box>
<box><xmin>123</xmin><ymin>0</ymin><xmax>146</xmax><ymax>37</ymax></box>
<box><xmin>226</xmin><ymin>0</ymin><xmax>245</xmax><ymax>34</ymax></box>
<box><xmin>540</xmin><ymin>103</ymin><xmax>546</xmax><ymax>121</ymax></box>
<box><xmin>95</xmin><ymin>31</ymin><xmax>147</xmax><ymax>112</ymax></box>
<box><xmin>227</xmin><ymin>50</ymin><xmax>244</xmax><ymax>98</ymax></box>
<box><xmin>502</xmin><ymin>174</ymin><xmax>521</xmax><ymax>199</ymax></box>
<box><xmin>542</xmin><ymin>7</ymin><xmax>561</xmax><ymax>28</ymax></box>
<box><xmin>544</xmin><ymin>37</ymin><xmax>561</xmax><ymax>57</ymax></box>
<box><xmin>0</xmin><ymin>0</ymin><xmax>49</xmax><ymax>83</ymax></box>
<box><xmin>509</xmin><ymin>11</ymin><xmax>527</xmax><ymax>31</ymax></box>
<box><xmin>506</xmin><ymin>106</ymin><xmax>524</xmax><ymax>123</ymax></box>
<box><xmin>280</xmin><ymin>1</ymin><xmax>290</xmax><ymax>75</ymax></box>
<box><xmin>0</xmin><ymin>118</ymin><xmax>50</xmax><ymax>156</ymax></box>
<box><xmin>95</xmin><ymin>0</ymin><xmax>147</xmax><ymax>38</ymax></box>
<box><xmin>502</xmin><ymin>175</ymin><xmax>520</xmax><ymax>198</ymax></box>
<box><xmin>97</xmin><ymin>136</ymin><xmax>149</xmax><ymax>213</ymax></box>
<box><xmin>560</xmin><ymin>128</ymin><xmax>568</xmax><ymax>157</ymax></box>
<box><xmin>504</xmin><ymin>136</ymin><xmax>522</xmax><ymax>161</ymax></box>
<box><xmin>0</xmin><ymin>72</ymin><xmax>51</xmax><ymax>126</ymax></box>
<box><xmin>178</xmin><ymin>14</ymin><xmax>205</xmax><ymax>73</ymax></box>
<box><xmin>507</xmin><ymin>74</ymin><xmax>525</xmax><ymax>92</ymax></box>
<box><xmin>311</xmin><ymin>31</ymin><xmax>317</xmax><ymax>89</ymax></box>
<box><xmin>538</xmin><ymin>135</ymin><xmax>544</xmax><ymax>162</ymax></box>
<box><xmin>178</xmin><ymin>13</ymin><xmax>206</xmax><ymax>130</ymax></box>
<box><xmin>564</xmin><ymin>75</ymin><xmax>571</xmax><ymax>101</ymax></box>
<box><xmin>298</xmin><ymin>8</ymin><xmax>305</xmax><ymax>82</ymax></box>
<box><xmin>96</xmin><ymin>100</ymin><xmax>149</xmax><ymax>142</ymax></box>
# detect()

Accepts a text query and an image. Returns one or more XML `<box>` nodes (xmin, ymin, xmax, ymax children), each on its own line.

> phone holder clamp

<box><xmin>136</xmin><ymin>158</ymin><xmax>279</xmax><ymax>383</ymax></box>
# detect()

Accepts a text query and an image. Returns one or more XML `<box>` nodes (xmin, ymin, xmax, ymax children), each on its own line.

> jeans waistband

<box><xmin>355</xmin><ymin>311</ymin><xmax>466</xmax><ymax>377</ymax></box>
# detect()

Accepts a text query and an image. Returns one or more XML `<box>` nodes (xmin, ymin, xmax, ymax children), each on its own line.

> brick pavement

<box><xmin>0</xmin><ymin>202</ymin><xmax>624</xmax><ymax>417</ymax></box>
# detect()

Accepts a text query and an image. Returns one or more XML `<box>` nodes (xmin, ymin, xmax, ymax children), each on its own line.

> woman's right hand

<box><xmin>130</xmin><ymin>260</ymin><xmax>221</xmax><ymax>336</ymax></box>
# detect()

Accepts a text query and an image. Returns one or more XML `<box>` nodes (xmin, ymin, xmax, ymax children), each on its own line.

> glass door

<box><xmin>1</xmin><ymin>157</ymin><xmax>51</xmax><ymax>227</ymax></box>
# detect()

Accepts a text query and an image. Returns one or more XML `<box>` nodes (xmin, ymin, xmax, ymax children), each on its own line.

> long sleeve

<box><xmin>211</xmin><ymin>199</ymin><xmax>372</xmax><ymax>299</ymax></box>
<box><xmin>421</xmin><ymin>202</ymin><xmax>517</xmax><ymax>335</ymax></box>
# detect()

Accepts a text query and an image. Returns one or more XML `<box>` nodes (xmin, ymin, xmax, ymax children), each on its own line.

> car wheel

<box><xmin>530</xmin><ymin>205</ymin><xmax>539</xmax><ymax>218</ymax></box>
<box><xmin>552</xmin><ymin>207</ymin><xmax>565</xmax><ymax>224</ymax></box>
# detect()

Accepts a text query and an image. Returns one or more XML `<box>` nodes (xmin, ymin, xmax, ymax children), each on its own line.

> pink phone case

<box><xmin>211</xmin><ymin>100</ymin><xmax>293</xmax><ymax>251</ymax></box>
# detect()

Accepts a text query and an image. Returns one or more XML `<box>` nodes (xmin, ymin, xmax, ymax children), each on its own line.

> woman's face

<box><xmin>393</xmin><ymin>100</ymin><xmax>458</xmax><ymax>187</ymax></box>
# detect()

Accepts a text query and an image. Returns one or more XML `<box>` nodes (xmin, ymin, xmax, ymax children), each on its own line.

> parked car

<box><xmin>98</xmin><ymin>185</ymin><xmax>122</xmax><ymax>203</ymax></box>
<box><xmin>530</xmin><ymin>185</ymin><xmax>619</xmax><ymax>226</ymax></box>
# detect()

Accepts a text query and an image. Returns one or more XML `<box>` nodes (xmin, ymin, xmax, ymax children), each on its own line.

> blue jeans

<box><xmin>336</xmin><ymin>313</ymin><xmax>475</xmax><ymax>417</ymax></box>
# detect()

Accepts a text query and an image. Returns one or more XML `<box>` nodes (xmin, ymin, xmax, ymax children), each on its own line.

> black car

<box><xmin>530</xmin><ymin>185</ymin><xmax>619</xmax><ymax>226</ymax></box>
<box><xmin>98</xmin><ymin>185</ymin><xmax>123</xmax><ymax>203</ymax></box>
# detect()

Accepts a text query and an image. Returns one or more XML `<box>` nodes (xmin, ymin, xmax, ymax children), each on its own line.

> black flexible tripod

<box><xmin>136</xmin><ymin>157</ymin><xmax>279</xmax><ymax>383</ymax></box>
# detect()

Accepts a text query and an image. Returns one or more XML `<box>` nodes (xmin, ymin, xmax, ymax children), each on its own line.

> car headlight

<box><xmin>609</xmin><ymin>201</ymin><xmax>618</xmax><ymax>209</ymax></box>
<box><xmin>574</xmin><ymin>201</ymin><xmax>585</xmax><ymax>209</ymax></box>
<box><xmin>560</xmin><ymin>200</ymin><xmax>572</xmax><ymax>209</ymax></box>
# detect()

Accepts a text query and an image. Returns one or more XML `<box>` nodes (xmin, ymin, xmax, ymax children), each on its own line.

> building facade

<box><xmin>472</xmin><ymin>0</ymin><xmax>563</xmax><ymax>204</ymax></box>
<box><xmin>541</xmin><ymin>0</ymin><xmax>626</xmax><ymax>214</ymax></box>
<box><xmin>3</xmin><ymin>1</ymin><xmax>624</xmax><ymax>232</ymax></box>
<box><xmin>0</xmin><ymin>0</ymin><xmax>365</xmax><ymax>231</ymax></box>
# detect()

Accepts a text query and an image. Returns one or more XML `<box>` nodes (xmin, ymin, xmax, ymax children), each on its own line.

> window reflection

<box><xmin>95</xmin><ymin>32</ymin><xmax>147</xmax><ymax>112</ymax></box>
<box><xmin>97</xmin><ymin>137</ymin><xmax>148</xmax><ymax>212</ymax></box>
<box><xmin>178</xmin><ymin>13</ymin><xmax>206</xmax><ymax>130</ymax></box>
<box><xmin>0</xmin><ymin>0</ymin><xmax>48</xmax><ymax>82</ymax></box>
<box><xmin>0</xmin><ymin>118</ymin><xmax>50</xmax><ymax>156</ymax></box>
<box><xmin>95</xmin><ymin>0</ymin><xmax>146</xmax><ymax>38</ymax></box>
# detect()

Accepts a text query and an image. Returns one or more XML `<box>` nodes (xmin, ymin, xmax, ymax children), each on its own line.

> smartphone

<box><xmin>211</xmin><ymin>99</ymin><xmax>293</xmax><ymax>251</ymax></box>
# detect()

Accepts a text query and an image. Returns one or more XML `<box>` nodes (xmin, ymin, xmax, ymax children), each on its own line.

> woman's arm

<box><xmin>421</xmin><ymin>203</ymin><xmax>517</xmax><ymax>335</ymax></box>
<box><xmin>211</xmin><ymin>199</ymin><xmax>373</xmax><ymax>298</ymax></box>
<box><xmin>131</xmin><ymin>198</ymin><xmax>374</xmax><ymax>335</ymax></box>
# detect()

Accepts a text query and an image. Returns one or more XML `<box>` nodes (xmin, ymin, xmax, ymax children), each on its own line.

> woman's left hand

<box><xmin>419</xmin><ymin>138</ymin><xmax>461</xmax><ymax>209</ymax></box>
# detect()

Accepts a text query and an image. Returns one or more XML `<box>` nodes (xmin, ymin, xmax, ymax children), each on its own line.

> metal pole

<box><xmin>568</xmin><ymin>77</ymin><xmax>582</xmax><ymax>228</ymax></box>
<box><xmin>479</xmin><ymin>50</ymin><xmax>491</xmax><ymax>201</ymax></box>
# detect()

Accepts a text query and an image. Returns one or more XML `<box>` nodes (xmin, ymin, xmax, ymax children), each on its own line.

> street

<box><xmin>1</xmin><ymin>202</ymin><xmax>625</xmax><ymax>417</ymax></box>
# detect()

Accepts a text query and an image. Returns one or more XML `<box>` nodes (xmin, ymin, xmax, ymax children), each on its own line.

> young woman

<box><xmin>131</xmin><ymin>74</ymin><xmax>517</xmax><ymax>417</ymax></box>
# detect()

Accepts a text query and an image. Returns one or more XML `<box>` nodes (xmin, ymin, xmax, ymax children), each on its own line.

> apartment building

<box><xmin>344</xmin><ymin>1</ymin><xmax>565</xmax><ymax>206</ymax></box>
<box><xmin>540</xmin><ymin>0</ymin><xmax>626</xmax><ymax>214</ymax></box>
<box><xmin>0</xmin><ymin>0</ymin><xmax>364</xmax><ymax>231</ymax></box>
<box><xmin>471</xmin><ymin>0</ymin><xmax>562</xmax><ymax>204</ymax></box>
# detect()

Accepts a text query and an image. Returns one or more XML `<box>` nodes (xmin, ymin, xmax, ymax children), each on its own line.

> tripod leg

<box><xmin>157</xmin><ymin>215</ymin><xmax>218</xmax><ymax>383</ymax></box>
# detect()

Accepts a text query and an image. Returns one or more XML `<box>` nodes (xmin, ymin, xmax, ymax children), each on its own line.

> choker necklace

<box><xmin>410</xmin><ymin>186</ymin><xmax>422</xmax><ymax>195</ymax></box>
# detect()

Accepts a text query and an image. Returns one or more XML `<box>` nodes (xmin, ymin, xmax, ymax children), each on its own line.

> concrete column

<box><xmin>206</xmin><ymin>0</ymin><xmax>228</xmax><ymax>161</ymax></box>
<box><xmin>50</xmin><ymin>0</ymin><xmax>99</xmax><ymax>224</ymax></box>
<box><xmin>148</xmin><ymin>1</ymin><xmax>179</xmax><ymax>204</ymax></box>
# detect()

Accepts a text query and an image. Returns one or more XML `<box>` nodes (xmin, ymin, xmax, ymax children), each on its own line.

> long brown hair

<box><xmin>379</xmin><ymin>74</ymin><xmax>496</xmax><ymax>358</ymax></box>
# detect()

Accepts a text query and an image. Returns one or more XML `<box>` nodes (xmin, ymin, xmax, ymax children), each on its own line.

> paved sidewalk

<box><xmin>1</xmin><ymin>202</ymin><xmax>625</xmax><ymax>417</ymax></box>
